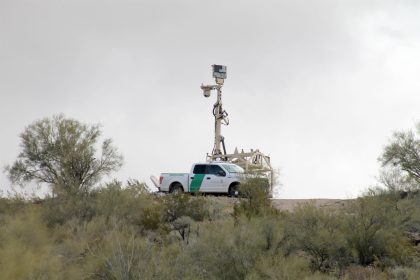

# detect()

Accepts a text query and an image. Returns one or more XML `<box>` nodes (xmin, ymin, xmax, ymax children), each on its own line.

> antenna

<box><xmin>200</xmin><ymin>64</ymin><xmax>229</xmax><ymax>160</ymax></box>
<box><xmin>199</xmin><ymin>65</ymin><xmax>275</xmax><ymax>197</ymax></box>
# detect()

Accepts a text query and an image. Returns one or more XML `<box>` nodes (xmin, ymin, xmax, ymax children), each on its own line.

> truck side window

<box><xmin>193</xmin><ymin>164</ymin><xmax>206</xmax><ymax>174</ymax></box>
<box><xmin>207</xmin><ymin>165</ymin><xmax>226</xmax><ymax>176</ymax></box>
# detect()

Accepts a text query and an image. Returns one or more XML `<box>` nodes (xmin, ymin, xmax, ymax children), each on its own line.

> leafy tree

<box><xmin>378</xmin><ymin>166</ymin><xmax>419</xmax><ymax>193</ymax></box>
<box><xmin>6</xmin><ymin>115</ymin><xmax>123</xmax><ymax>196</ymax></box>
<box><xmin>380</xmin><ymin>123</ymin><xmax>420</xmax><ymax>184</ymax></box>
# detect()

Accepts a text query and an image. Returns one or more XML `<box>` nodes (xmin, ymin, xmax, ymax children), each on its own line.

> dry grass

<box><xmin>271</xmin><ymin>198</ymin><xmax>348</xmax><ymax>211</ymax></box>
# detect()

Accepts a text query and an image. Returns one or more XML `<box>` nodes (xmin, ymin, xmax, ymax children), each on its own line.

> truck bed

<box><xmin>159</xmin><ymin>173</ymin><xmax>189</xmax><ymax>192</ymax></box>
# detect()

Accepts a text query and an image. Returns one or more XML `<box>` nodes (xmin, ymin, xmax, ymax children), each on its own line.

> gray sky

<box><xmin>1</xmin><ymin>0</ymin><xmax>419</xmax><ymax>198</ymax></box>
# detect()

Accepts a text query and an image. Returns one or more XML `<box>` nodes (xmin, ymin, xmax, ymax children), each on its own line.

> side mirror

<box><xmin>217</xmin><ymin>170</ymin><xmax>226</xmax><ymax>177</ymax></box>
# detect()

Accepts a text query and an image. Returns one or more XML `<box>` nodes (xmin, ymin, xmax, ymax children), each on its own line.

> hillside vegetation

<box><xmin>1</xmin><ymin>116</ymin><xmax>419</xmax><ymax>280</ymax></box>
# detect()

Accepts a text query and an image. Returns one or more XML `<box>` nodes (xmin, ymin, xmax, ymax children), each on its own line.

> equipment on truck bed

<box><xmin>200</xmin><ymin>65</ymin><xmax>274</xmax><ymax>197</ymax></box>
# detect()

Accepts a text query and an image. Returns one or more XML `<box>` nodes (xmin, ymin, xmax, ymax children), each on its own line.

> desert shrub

<box><xmin>37</xmin><ymin>216</ymin><xmax>111</xmax><ymax>278</ymax></box>
<box><xmin>343</xmin><ymin>196</ymin><xmax>411</xmax><ymax>267</ymax></box>
<box><xmin>50</xmin><ymin>217</ymin><xmax>157</xmax><ymax>279</ymax></box>
<box><xmin>162</xmin><ymin>193</ymin><xmax>210</xmax><ymax>223</ymax></box>
<box><xmin>0</xmin><ymin>207</ymin><xmax>64</xmax><ymax>279</ymax></box>
<box><xmin>39</xmin><ymin>178</ymin><xmax>155</xmax><ymax>229</ymax></box>
<box><xmin>202</xmin><ymin>196</ymin><xmax>232</xmax><ymax>221</ymax></box>
<box><xmin>160</xmin><ymin>193</ymin><xmax>212</xmax><ymax>245</ymax></box>
<box><xmin>90</xmin><ymin>226</ymin><xmax>156</xmax><ymax>279</ymax></box>
<box><xmin>388</xmin><ymin>266</ymin><xmax>420</xmax><ymax>280</ymax></box>
<box><xmin>0</xmin><ymin>196</ymin><xmax>27</xmax><ymax>215</ymax></box>
<box><xmin>172</xmin><ymin>216</ymin><xmax>194</xmax><ymax>243</ymax></box>
<box><xmin>342</xmin><ymin>265</ymin><xmax>387</xmax><ymax>280</ymax></box>
<box><xmin>41</xmin><ymin>193</ymin><xmax>96</xmax><ymax>227</ymax></box>
<box><xmin>246</xmin><ymin>255</ymin><xmax>334</xmax><ymax>280</ymax></box>
<box><xmin>175</xmin><ymin>215</ymin><xmax>290</xmax><ymax>280</ymax></box>
<box><xmin>286</xmin><ymin>203</ymin><xmax>351</xmax><ymax>274</ymax></box>
<box><xmin>3</xmin><ymin>179</ymin><xmax>420</xmax><ymax>279</ymax></box>
<box><xmin>49</xmin><ymin>215</ymin><xmax>162</xmax><ymax>279</ymax></box>
<box><xmin>0</xmin><ymin>196</ymin><xmax>28</xmax><ymax>225</ymax></box>
<box><xmin>250</xmin><ymin>214</ymin><xmax>289</xmax><ymax>256</ymax></box>
<box><xmin>183</xmin><ymin>219</ymin><xmax>262</xmax><ymax>279</ymax></box>
<box><xmin>374</xmin><ymin>188</ymin><xmax>420</xmax><ymax>242</ymax></box>
<box><xmin>284</xmin><ymin>193</ymin><xmax>418</xmax><ymax>275</ymax></box>
<box><xmin>94</xmin><ymin>180</ymin><xmax>164</xmax><ymax>233</ymax></box>
<box><xmin>94</xmin><ymin>180</ymin><xmax>127</xmax><ymax>219</ymax></box>
<box><xmin>234</xmin><ymin>175</ymin><xmax>274</xmax><ymax>219</ymax></box>
<box><xmin>150</xmin><ymin>242</ymin><xmax>186</xmax><ymax>280</ymax></box>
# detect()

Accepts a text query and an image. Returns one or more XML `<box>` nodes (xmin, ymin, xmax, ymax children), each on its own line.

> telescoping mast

<box><xmin>200</xmin><ymin>65</ymin><xmax>275</xmax><ymax>197</ymax></box>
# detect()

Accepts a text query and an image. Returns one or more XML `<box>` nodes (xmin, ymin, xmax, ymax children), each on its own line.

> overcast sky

<box><xmin>1</xmin><ymin>0</ymin><xmax>419</xmax><ymax>198</ymax></box>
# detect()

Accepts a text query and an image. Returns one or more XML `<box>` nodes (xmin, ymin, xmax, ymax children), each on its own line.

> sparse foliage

<box><xmin>6</xmin><ymin>115</ymin><xmax>123</xmax><ymax>196</ymax></box>
<box><xmin>380</xmin><ymin>123</ymin><xmax>420</xmax><ymax>184</ymax></box>
<box><xmin>2</xmin><ymin>118</ymin><xmax>420</xmax><ymax>279</ymax></box>
<box><xmin>344</xmin><ymin>196</ymin><xmax>409</xmax><ymax>267</ymax></box>
<box><xmin>234</xmin><ymin>175</ymin><xmax>273</xmax><ymax>219</ymax></box>
<box><xmin>287</xmin><ymin>203</ymin><xmax>350</xmax><ymax>274</ymax></box>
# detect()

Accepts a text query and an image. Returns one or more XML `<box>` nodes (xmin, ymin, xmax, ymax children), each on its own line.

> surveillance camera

<box><xmin>201</xmin><ymin>84</ymin><xmax>213</xmax><ymax>97</ymax></box>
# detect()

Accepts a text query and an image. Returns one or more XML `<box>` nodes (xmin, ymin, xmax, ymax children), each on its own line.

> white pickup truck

<box><xmin>157</xmin><ymin>162</ymin><xmax>244</xmax><ymax>196</ymax></box>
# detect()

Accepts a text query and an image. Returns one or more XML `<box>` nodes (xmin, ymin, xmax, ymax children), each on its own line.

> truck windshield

<box><xmin>221</xmin><ymin>164</ymin><xmax>244</xmax><ymax>174</ymax></box>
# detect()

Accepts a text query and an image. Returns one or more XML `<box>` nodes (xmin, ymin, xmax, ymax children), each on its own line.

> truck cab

<box><xmin>158</xmin><ymin>162</ymin><xmax>244</xmax><ymax>196</ymax></box>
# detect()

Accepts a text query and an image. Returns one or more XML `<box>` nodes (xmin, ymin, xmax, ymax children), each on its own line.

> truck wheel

<box><xmin>170</xmin><ymin>184</ymin><xmax>183</xmax><ymax>194</ymax></box>
<box><xmin>228</xmin><ymin>183</ymin><xmax>239</xmax><ymax>197</ymax></box>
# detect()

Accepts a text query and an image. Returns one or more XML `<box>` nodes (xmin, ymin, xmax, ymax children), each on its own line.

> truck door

<box><xmin>189</xmin><ymin>164</ymin><xmax>207</xmax><ymax>192</ymax></box>
<box><xmin>205</xmin><ymin>164</ymin><xmax>227</xmax><ymax>192</ymax></box>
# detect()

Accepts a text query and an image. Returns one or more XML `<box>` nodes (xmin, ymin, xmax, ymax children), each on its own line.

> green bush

<box><xmin>41</xmin><ymin>194</ymin><xmax>96</xmax><ymax>227</ymax></box>
<box><xmin>344</xmin><ymin>196</ymin><xmax>411</xmax><ymax>267</ymax></box>
<box><xmin>0</xmin><ymin>207</ymin><xmax>64</xmax><ymax>279</ymax></box>
<box><xmin>162</xmin><ymin>193</ymin><xmax>210</xmax><ymax>223</ymax></box>
<box><xmin>286</xmin><ymin>203</ymin><xmax>351</xmax><ymax>274</ymax></box>
<box><xmin>2</xmin><ymin>179</ymin><xmax>420</xmax><ymax>279</ymax></box>
<box><xmin>89</xmin><ymin>226</ymin><xmax>156</xmax><ymax>279</ymax></box>
<box><xmin>183</xmin><ymin>219</ymin><xmax>262</xmax><ymax>280</ymax></box>
<box><xmin>233</xmin><ymin>175</ymin><xmax>274</xmax><ymax>219</ymax></box>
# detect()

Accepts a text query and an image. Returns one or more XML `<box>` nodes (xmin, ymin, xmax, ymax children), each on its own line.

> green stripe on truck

<box><xmin>190</xmin><ymin>174</ymin><xmax>205</xmax><ymax>192</ymax></box>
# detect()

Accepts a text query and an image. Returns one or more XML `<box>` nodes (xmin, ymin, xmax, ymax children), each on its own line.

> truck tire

<box><xmin>228</xmin><ymin>183</ymin><xmax>239</xmax><ymax>197</ymax></box>
<box><xmin>169</xmin><ymin>183</ymin><xmax>184</xmax><ymax>194</ymax></box>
